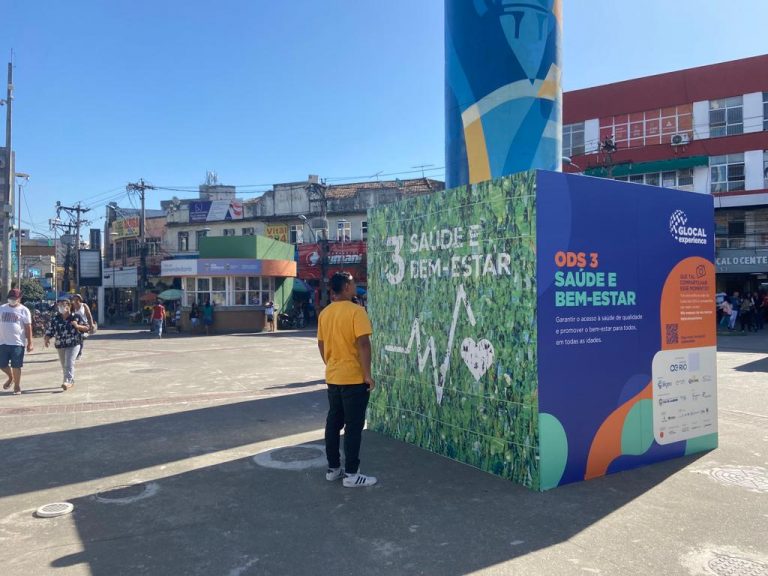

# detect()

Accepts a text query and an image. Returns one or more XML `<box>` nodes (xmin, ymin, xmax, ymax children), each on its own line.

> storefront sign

<box><xmin>102</xmin><ymin>266</ymin><xmax>138</xmax><ymax>288</ymax></box>
<box><xmin>715</xmin><ymin>250</ymin><xmax>768</xmax><ymax>273</ymax></box>
<box><xmin>161</xmin><ymin>259</ymin><xmax>199</xmax><ymax>276</ymax></box>
<box><xmin>297</xmin><ymin>241</ymin><xmax>367</xmax><ymax>281</ymax></box>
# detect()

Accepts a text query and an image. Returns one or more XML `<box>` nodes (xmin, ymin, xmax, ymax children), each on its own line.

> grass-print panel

<box><xmin>367</xmin><ymin>172</ymin><xmax>540</xmax><ymax>489</ymax></box>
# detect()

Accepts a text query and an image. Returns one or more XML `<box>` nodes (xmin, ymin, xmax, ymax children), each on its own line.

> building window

<box><xmin>709</xmin><ymin>96</ymin><xmax>743</xmax><ymax>137</ymax></box>
<box><xmin>146</xmin><ymin>238</ymin><xmax>161</xmax><ymax>256</ymax></box>
<box><xmin>223</xmin><ymin>228</ymin><xmax>236</xmax><ymax>237</ymax></box>
<box><xmin>600</xmin><ymin>105</ymin><xmax>692</xmax><ymax>148</ymax></box>
<box><xmin>233</xmin><ymin>276</ymin><xmax>274</xmax><ymax>306</ymax></box>
<box><xmin>126</xmin><ymin>239</ymin><xmax>139</xmax><ymax>258</ymax></box>
<box><xmin>563</xmin><ymin>122</ymin><xmax>585</xmax><ymax>157</ymax></box>
<box><xmin>115</xmin><ymin>241</ymin><xmax>123</xmax><ymax>259</ymax></box>
<box><xmin>242</xmin><ymin>227</ymin><xmax>255</xmax><ymax>236</ymax></box>
<box><xmin>764</xmin><ymin>93</ymin><xmax>768</xmax><ymax>131</ymax></box>
<box><xmin>314</xmin><ymin>223</ymin><xmax>328</xmax><ymax>241</ymax></box>
<box><xmin>715</xmin><ymin>210</ymin><xmax>746</xmax><ymax>249</ymax></box>
<box><xmin>290</xmin><ymin>224</ymin><xmax>304</xmax><ymax>244</ymax></box>
<box><xmin>196</xmin><ymin>229</ymin><xmax>208</xmax><ymax>250</ymax></box>
<box><xmin>178</xmin><ymin>232</ymin><xmax>189</xmax><ymax>252</ymax></box>
<box><xmin>184</xmin><ymin>276</ymin><xmax>276</xmax><ymax>307</ymax></box>
<box><xmin>337</xmin><ymin>220</ymin><xmax>351</xmax><ymax>242</ymax></box>
<box><xmin>710</xmin><ymin>153</ymin><xmax>745</xmax><ymax>193</ymax></box>
<box><xmin>361</xmin><ymin>221</ymin><xmax>368</xmax><ymax>241</ymax></box>
<box><xmin>764</xmin><ymin>151</ymin><xmax>768</xmax><ymax>188</ymax></box>
<box><xmin>615</xmin><ymin>169</ymin><xmax>693</xmax><ymax>189</ymax></box>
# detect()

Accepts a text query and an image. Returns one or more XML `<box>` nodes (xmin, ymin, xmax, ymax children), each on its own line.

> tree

<box><xmin>20</xmin><ymin>278</ymin><xmax>46</xmax><ymax>302</ymax></box>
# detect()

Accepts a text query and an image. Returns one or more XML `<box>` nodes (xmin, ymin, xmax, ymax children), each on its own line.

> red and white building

<box><xmin>563</xmin><ymin>54</ymin><xmax>768</xmax><ymax>293</ymax></box>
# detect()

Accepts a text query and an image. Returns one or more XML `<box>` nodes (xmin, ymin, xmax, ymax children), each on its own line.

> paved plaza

<box><xmin>0</xmin><ymin>327</ymin><xmax>766</xmax><ymax>575</ymax></box>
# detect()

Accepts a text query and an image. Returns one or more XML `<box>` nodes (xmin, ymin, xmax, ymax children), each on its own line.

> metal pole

<box><xmin>16</xmin><ymin>181</ymin><xmax>21</xmax><ymax>287</ymax></box>
<box><xmin>3</xmin><ymin>62</ymin><xmax>13</xmax><ymax>295</ymax></box>
<box><xmin>139</xmin><ymin>180</ymin><xmax>146</xmax><ymax>292</ymax></box>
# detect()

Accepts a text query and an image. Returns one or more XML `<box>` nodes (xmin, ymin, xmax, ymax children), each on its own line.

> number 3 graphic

<box><xmin>386</xmin><ymin>236</ymin><xmax>405</xmax><ymax>285</ymax></box>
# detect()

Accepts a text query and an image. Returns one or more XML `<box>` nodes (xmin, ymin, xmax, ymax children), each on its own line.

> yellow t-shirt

<box><xmin>317</xmin><ymin>301</ymin><xmax>373</xmax><ymax>384</ymax></box>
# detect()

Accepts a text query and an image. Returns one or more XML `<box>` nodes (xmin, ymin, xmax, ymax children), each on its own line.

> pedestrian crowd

<box><xmin>717</xmin><ymin>289</ymin><xmax>768</xmax><ymax>332</ymax></box>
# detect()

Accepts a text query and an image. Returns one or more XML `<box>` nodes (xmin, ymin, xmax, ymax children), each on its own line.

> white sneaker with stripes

<box><xmin>325</xmin><ymin>467</ymin><xmax>344</xmax><ymax>481</ymax></box>
<box><xmin>343</xmin><ymin>472</ymin><xmax>378</xmax><ymax>488</ymax></box>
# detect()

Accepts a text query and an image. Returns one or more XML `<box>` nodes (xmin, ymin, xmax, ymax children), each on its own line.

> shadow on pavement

<box><xmin>266</xmin><ymin>379</ymin><xmax>325</xmax><ymax>390</ymax></box>
<box><xmin>230</xmin><ymin>330</ymin><xmax>316</xmax><ymax>339</ymax></box>
<box><xmin>734</xmin><ymin>356</ymin><xmax>768</xmax><ymax>373</ymax></box>
<box><xmin>0</xmin><ymin>390</ymin><xmax>327</xmax><ymax>500</ymax></box>
<box><xmin>47</xmin><ymin>431</ymin><xmax>703</xmax><ymax>576</ymax></box>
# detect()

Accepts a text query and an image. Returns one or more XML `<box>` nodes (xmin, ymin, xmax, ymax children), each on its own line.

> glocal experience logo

<box><xmin>669</xmin><ymin>209</ymin><xmax>708</xmax><ymax>245</ymax></box>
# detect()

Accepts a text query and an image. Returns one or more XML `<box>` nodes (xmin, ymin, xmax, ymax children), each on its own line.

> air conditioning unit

<box><xmin>670</xmin><ymin>133</ymin><xmax>690</xmax><ymax>146</ymax></box>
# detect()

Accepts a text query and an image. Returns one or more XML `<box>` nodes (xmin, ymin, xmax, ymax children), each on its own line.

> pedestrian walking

<box><xmin>190</xmin><ymin>302</ymin><xmax>200</xmax><ymax>333</ymax></box>
<box><xmin>265</xmin><ymin>300</ymin><xmax>276</xmax><ymax>332</ymax></box>
<box><xmin>728</xmin><ymin>291</ymin><xmax>741</xmax><ymax>330</ymax></box>
<box><xmin>0</xmin><ymin>288</ymin><xmax>34</xmax><ymax>395</ymax></box>
<box><xmin>739</xmin><ymin>293</ymin><xmax>754</xmax><ymax>332</ymax></box>
<box><xmin>175</xmin><ymin>307</ymin><xmax>182</xmax><ymax>333</ymax></box>
<box><xmin>44</xmin><ymin>297</ymin><xmax>90</xmax><ymax>391</ymax></box>
<box><xmin>202</xmin><ymin>300</ymin><xmax>214</xmax><ymax>335</ymax></box>
<box><xmin>151</xmin><ymin>300</ymin><xmax>166</xmax><ymax>338</ymax></box>
<box><xmin>70</xmin><ymin>293</ymin><xmax>94</xmax><ymax>359</ymax></box>
<box><xmin>317</xmin><ymin>271</ymin><xmax>377</xmax><ymax>488</ymax></box>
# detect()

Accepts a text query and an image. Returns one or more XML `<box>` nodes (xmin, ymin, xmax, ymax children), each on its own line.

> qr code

<box><xmin>666</xmin><ymin>323</ymin><xmax>679</xmax><ymax>345</ymax></box>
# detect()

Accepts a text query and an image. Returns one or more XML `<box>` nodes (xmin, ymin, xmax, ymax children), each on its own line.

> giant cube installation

<box><xmin>367</xmin><ymin>171</ymin><xmax>717</xmax><ymax>490</ymax></box>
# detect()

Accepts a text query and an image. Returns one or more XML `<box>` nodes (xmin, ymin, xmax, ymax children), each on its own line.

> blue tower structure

<box><xmin>446</xmin><ymin>0</ymin><xmax>563</xmax><ymax>188</ymax></box>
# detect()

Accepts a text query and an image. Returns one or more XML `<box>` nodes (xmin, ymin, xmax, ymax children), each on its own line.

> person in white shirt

<box><xmin>265</xmin><ymin>301</ymin><xmax>277</xmax><ymax>332</ymax></box>
<box><xmin>0</xmin><ymin>289</ymin><xmax>34</xmax><ymax>395</ymax></box>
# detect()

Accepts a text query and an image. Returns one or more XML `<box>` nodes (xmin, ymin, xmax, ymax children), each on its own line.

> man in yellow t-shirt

<box><xmin>317</xmin><ymin>271</ymin><xmax>377</xmax><ymax>488</ymax></box>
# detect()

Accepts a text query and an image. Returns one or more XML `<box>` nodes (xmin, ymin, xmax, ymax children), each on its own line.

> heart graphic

<box><xmin>460</xmin><ymin>338</ymin><xmax>495</xmax><ymax>382</ymax></box>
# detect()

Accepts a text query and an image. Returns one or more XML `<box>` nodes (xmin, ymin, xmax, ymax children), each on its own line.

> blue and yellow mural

<box><xmin>446</xmin><ymin>0</ymin><xmax>562</xmax><ymax>187</ymax></box>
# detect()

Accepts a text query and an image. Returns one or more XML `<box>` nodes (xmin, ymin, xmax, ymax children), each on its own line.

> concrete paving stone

<box><xmin>0</xmin><ymin>327</ymin><xmax>766</xmax><ymax>575</ymax></box>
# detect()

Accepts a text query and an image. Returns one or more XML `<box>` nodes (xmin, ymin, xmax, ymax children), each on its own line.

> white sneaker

<box><xmin>343</xmin><ymin>472</ymin><xmax>378</xmax><ymax>488</ymax></box>
<box><xmin>325</xmin><ymin>467</ymin><xmax>344</xmax><ymax>481</ymax></box>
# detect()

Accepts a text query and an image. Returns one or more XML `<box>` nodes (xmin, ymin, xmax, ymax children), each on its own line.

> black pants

<box><xmin>325</xmin><ymin>384</ymin><xmax>369</xmax><ymax>474</ymax></box>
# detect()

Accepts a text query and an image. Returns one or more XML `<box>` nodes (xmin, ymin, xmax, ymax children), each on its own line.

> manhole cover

<box><xmin>94</xmin><ymin>482</ymin><xmax>159</xmax><ymax>504</ymax></box>
<box><xmin>707</xmin><ymin>466</ymin><xmax>768</xmax><ymax>494</ymax></box>
<box><xmin>708</xmin><ymin>554</ymin><xmax>768</xmax><ymax>576</ymax></box>
<box><xmin>129</xmin><ymin>368</ymin><xmax>167</xmax><ymax>374</ymax></box>
<box><xmin>35</xmin><ymin>502</ymin><xmax>74</xmax><ymax>518</ymax></box>
<box><xmin>253</xmin><ymin>444</ymin><xmax>326</xmax><ymax>470</ymax></box>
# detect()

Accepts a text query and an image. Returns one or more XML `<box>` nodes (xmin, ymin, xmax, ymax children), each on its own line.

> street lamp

<box><xmin>14</xmin><ymin>172</ymin><xmax>29</xmax><ymax>288</ymax></box>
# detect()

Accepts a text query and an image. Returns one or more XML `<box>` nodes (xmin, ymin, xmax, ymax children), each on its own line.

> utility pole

<box><xmin>2</xmin><ymin>61</ymin><xmax>14</xmax><ymax>295</ymax></box>
<box><xmin>306</xmin><ymin>180</ymin><xmax>329</xmax><ymax>307</ymax></box>
<box><xmin>126</xmin><ymin>179</ymin><xmax>154</xmax><ymax>293</ymax></box>
<box><xmin>54</xmin><ymin>202</ymin><xmax>90</xmax><ymax>292</ymax></box>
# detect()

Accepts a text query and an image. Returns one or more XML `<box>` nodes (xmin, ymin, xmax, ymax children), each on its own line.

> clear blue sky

<box><xmin>2</xmin><ymin>0</ymin><xmax>767</xmax><ymax>238</ymax></box>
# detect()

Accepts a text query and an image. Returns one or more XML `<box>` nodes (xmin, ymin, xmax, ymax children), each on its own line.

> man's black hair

<box><xmin>330</xmin><ymin>271</ymin><xmax>353</xmax><ymax>294</ymax></box>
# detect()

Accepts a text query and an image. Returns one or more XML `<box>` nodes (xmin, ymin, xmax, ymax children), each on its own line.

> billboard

<box><xmin>367</xmin><ymin>171</ymin><xmax>717</xmax><ymax>490</ymax></box>
<box><xmin>189</xmin><ymin>200</ymin><xmax>244</xmax><ymax>223</ymax></box>
<box><xmin>78</xmin><ymin>249</ymin><xmax>103</xmax><ymax>287</ymax></box>
<box><xmin>266</xmin><ymin>225</ymin><xmax>288</xmax><ymax>242</ymax></box>
<box><xmin>297</xmin><ymin>241</ymin><xmax>367</xmax><ymax>282</ymax></box>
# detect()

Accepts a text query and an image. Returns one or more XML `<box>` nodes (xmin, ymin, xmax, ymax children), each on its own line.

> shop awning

<box><xmin>584</xmin><ymin>156</ymin><xmax>708</xmax><ymax>178</ymax></box>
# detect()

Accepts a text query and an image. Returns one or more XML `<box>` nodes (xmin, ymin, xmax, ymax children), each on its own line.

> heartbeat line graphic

<box><xmin>385</xmin><ymin>284</ymin><xmax>495</xmax><ymax>405</ymax></box>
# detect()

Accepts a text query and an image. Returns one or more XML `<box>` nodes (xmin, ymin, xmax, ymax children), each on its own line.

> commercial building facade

<box><xmin>563</xmin><ymin>54</ymin><xmax>768</xmax><ymax>293</ymax></box>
